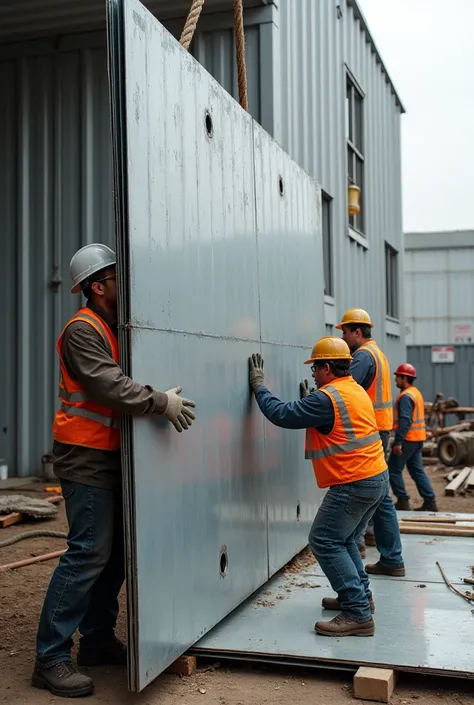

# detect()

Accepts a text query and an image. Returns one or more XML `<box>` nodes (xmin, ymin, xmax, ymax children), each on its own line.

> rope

<box><xmin>179</xmin><ymin>0</ymin><xmax>205</xmax><ymax>51</ymax></box>
<box><xmin>0</xmin><ymin>530</ymin><xmax>67</xmax><ymax>549</ymax></box>
<box><xmin>233</xmin><ymin>0</ymin><xmax>248</xmax><ymax>110</ymax></box>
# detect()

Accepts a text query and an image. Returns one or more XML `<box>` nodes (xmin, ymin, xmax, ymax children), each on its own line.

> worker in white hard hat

<box><xmin>33</xmin><ymin>244</ymin><xmax>196</xmax><ymax>698</ymax></box>
<box><xmin>336</xmin><ymin>308</ymin><xmax>405</xmax><ymax>579</ymax></box>
<box><xmin>249</xmin><ymin>337</ymin><xmax>389</xmax><ymax>638</ymax></box>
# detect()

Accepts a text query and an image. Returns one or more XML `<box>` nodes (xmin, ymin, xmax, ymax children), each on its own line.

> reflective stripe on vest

<box><xmin>305</xmin><ymin>384</ymin><xmax>382</xmax><ymax>460</ymax></box>
<box><xmin>365</xmin><ymin>344</ymin><xmax>392</xmax><ymax>410</ymax></box>
<box><xmin>393</xmin><ymin>387</ymin><xmax>426</xmax><ymax>441</ymax></box>
<box><xmin>60</xmin><ymin>403</ymin><xmax>119</xmax><ymax>429</ymax></box>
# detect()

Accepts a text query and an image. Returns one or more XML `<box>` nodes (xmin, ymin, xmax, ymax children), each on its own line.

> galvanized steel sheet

<box><xmin>108</xmin><ymin>0</ymin><xmax>324</xmax><ymax>690</ymax></box>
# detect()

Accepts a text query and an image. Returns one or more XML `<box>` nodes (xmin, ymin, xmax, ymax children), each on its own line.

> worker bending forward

<box><xmin>249</xmin><ymin>337</ymin><xmax>388</xmax><ymax>637</ymax></box>
<box><xmin>33</xmin><ymin>244</ymin><xmax>196</xmax><ymax>698</ymax></box>
<box><xmin>337</xmin><ymin>308</ymin><xmax>405</xmax><ymax>577</ymax></box>
<box><xmin>389</xmin><ymin>364</ymin><xmax>438</xmax><ymax>512</ymax></box>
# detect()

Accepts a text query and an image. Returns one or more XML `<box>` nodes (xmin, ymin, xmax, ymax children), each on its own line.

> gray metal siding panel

<box><xmin>408</xmin><ymin>345</ymin><xmax>474</xmax><ymax>408</ymax></box>
<box><xmin>405</xmin><ymin>247</ymin><xmax>474</xmax><ymax>345</ymax></box>
<box><xmin>0</xmin><ymin>41</ymin><xmax>114</xmax><ymax>476</ymax></box>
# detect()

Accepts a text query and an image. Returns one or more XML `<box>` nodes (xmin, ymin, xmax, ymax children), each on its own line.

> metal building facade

<box><xmin>405</xmin><ymin>230</ymin><xmax>474</xmax><ymax>346</ymax></box>
<box><xmin>0</xmin><ymin>0</ymin><xmax>405</xmax><ymax>476</ymax></box>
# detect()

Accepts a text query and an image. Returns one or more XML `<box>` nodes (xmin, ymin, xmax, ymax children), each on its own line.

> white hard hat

<box><xmin>69</xmin><ymin>243</ymin><xmax>116</xmax><ymax>293</ymax></box>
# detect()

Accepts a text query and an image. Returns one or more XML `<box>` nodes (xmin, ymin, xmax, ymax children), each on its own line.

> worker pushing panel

<box><xmin>107</xmin><ymin>0</ymin><xmax>325</xmax><ymax>691</ymax></box>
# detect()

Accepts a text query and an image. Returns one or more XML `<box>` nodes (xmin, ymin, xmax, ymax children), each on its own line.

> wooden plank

<box><xmin>445</xmin><ymin>467</ymin><xmax>472</xmax><ymax>496</ymax></box>
<box><xmin>0</xmin><ymin>495</ymin><xmax>63</xmax><ymax>528</ymax></box>
<box><xmin>0</xmin><ymin>549</ymin><xmax>66</xmax><ymax>572</ymax></box>
<box><xmin>400</xmin><ymin>516</ymin><xmax>474</xmax><ymax>524</ymax></box>
<box><xmin>399</xmin><ymin>524</ymin><xmax>474</xmax><ymax>537</ymax></box>
<box><xmin>354</xmin><ymin>667</ymin><xmax>398</xmax><ymax>702</ymax></box>
<box><xmin>166</xmin><ymin>655</ymin><xmax>196</xmax><ymax>677</ymax></box>
<box><xmin>465</xmin><ymin>469</ymin><xmax>474</xmax><ymax>490</ymax></box>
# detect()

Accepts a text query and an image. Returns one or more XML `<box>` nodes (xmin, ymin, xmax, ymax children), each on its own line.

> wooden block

<box><xmin>166</xmin><ymin>655</ymin><xmax>196</xmax><ymax>677</ymax></box>
<box><xmin>445</xmin><ymin>467</ymin><xmax>472</xmax><ymax>496</ymax></box>
<box><xmin>466</xmin><ymin>468</ymin><xmax>474</xmax><ymax>490</ymax></box>
<box><xmin>354</xmin><ymin>667</ymin><xmax>398</xmax><ymax>702</ymax></box>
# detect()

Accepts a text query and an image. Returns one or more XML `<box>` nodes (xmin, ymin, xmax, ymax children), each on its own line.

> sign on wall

<box><xmin>431</xmin><ymin>346</ymin><xmax>455</xmax><ymax>363</ymax></box>
<box><xmin>454</xmin><ymin>324</ymin><xmax>472</xmax><ymax>344</ymax></box>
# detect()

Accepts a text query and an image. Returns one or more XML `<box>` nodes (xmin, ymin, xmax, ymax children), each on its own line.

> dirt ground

<box><xmin>1</xmin><ymin>467</ymin><xmax>473</xmax><ymax>705</ymax></box>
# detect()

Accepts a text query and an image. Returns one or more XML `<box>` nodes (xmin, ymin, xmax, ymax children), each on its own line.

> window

<box><xmin>385</xmin><ymin>243</ymin><xmax>399</xmax><ymax>319</ymax></box>
<box><xmin>322</xmin><ymin>192</ymin><xmax>333</xmax><ymax>297</ymax></box>
<box><xmin>346</xmin><ymin>74</ymin><xmax>364</xmax><ymax>234</ymax></box>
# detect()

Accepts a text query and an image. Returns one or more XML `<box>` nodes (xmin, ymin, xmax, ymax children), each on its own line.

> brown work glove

<box><xmin>162</xmin><ymin>386</ymin><xmax>196</xmax><ymax>432</ymax></box>
<box><xmin>249</xmin><ymin>353</ymin><xmax>265</xmax><ymax>391</ymax></box>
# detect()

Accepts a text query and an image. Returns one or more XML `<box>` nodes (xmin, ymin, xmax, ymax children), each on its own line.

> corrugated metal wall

<box><xmin>0</xmin><ymin>35</ymin><xmax>115</xmax><ymax>475</ymax></box>
<box><xmin>405</xmin><ymin>246</ymin><xmax>474</xmax><ymax>346</ymax></box>
<box><xmin>277</xmin><ymin>0</ymin><xmax>405</xmax><ymax>378</ymax></box>
<box><xmin>0</xmin><ymin>0</ymin><xmax>405</xmax><ymax>475</ymax></box>
<box><xmin>407</xmin><ymin>345</ymin><xmax>474</xmax><ymax>407</ymax></box>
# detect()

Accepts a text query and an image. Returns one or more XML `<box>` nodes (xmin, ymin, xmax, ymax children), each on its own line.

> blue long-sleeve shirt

<box><xmin>394</xmin><ymin>394</ymin><xmax>414</xmax><ymax>445</ymax></box>
<box><xmin>254</xmin><ymin>386</ymin><xmax>334</xmax><ymax>434</ymax></box>
<box><xmin>350</xmin><ymin>347</ymin><xmax>376</xmax><ymax>390</ymax></box>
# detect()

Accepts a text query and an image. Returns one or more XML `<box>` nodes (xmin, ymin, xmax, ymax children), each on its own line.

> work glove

<box><xmin>249</xmin><ymin>353</ymin><xmax>265</xmax><ymax>391</ymax></box>
<box><xmin>162</xmin><ymin>386</ymin><xmax>196</xmax><ymax>432</ymax></box>
<box><xmin>300</xmin><ymin>379</ymin><xmax>314</xmax><ymax>399</ymax></box>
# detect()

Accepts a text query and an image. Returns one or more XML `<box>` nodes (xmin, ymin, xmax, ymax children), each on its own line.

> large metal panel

<box><xmin>107</xmin><ymin>0</ymin><xmax>324</xmax><ymax>690</ymax></box>
<box><xmin>194</xmin><ymin>528</ymin><xmax>474</xmax><ymax>678</ymax></box>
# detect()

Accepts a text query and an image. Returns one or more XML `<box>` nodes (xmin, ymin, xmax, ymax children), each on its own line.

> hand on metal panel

<box><xmin>249</xmin><ymin>353</ymin><xmax>265</xmax><ymax>391</ymax></box>
<box><xmin>162</xmin><ymin>386</ymin><xmax>196</xmax><ymax>432</ymax></box>
<box><xmin>300</xmin><ymin>379</ymin><xmax>314</xmax><ymax>399</ymax></box>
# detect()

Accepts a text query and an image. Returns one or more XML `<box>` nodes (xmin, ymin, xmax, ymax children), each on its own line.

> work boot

<box><xmin>77</xmin><ymin>636</ymin><xmax>127</xmax><ymax>667</ymax></box>
<box><xmin>358</xmin><ymin>543</ymin><xmax>367</xmax><ymax>559</ymax></box>
<box><xmin>394</xmin><ymin>498</ymin><xmax>411</xmax><ymax>511</ymax></box>
<box><xmin>414</xmin><ymin>498</ymin><xmax>438</xmax><ymax>512</ymax></box>
<box><xmin>315</xmin><ymin>613</ymin><xmax>375</xmax><ymax>637</ymax></box>
<box><xmin>32</xmin><ymin>661</ymin><xmax>93</xmax><ymax>697</ymax></box>
<box><xmin>365</xmin><ymin>560</ymin><xmax>406</xmax><ymax>577</ymax></box>
<box><xmin>364</xmin><ymin>533</ymin><xmax>376</xmax><ymax>547</ymax></box>
<box><xmin>322</xmin><ymin>596</ymin><xmax>375</xmax><ymax>614</ymax></box>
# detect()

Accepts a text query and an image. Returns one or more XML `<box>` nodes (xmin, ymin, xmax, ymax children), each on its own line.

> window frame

<box><xmin>385</xmin><ymin>242</ymin><xmax>399</xmax><ymax>320</ymax></box>
<box><xmin>346</xmin><ymin>71</ymin><xmax>365</xmax><ymax>235</ymax></box>
<box><xmin>321</xmin><ymin>190</ymin><xmax>334</xmax><ymax>297</ymax></box>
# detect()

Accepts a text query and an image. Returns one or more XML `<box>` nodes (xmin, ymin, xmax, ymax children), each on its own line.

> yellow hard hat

<box><xmin>304</xmin><ymin>337</ymin><xmax>352</xmax><ymax>364</ymax></box>
<box><xmin>335</xmin><ymin>307</ymin><xmax>374</xmax><ymax>330</ymax></box>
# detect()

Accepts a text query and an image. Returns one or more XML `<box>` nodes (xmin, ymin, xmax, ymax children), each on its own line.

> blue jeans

<box><xmin>308</xmin><ymin>470</ymin><xmax>389</xmax><ymax>622</ymax></box>
<box><xmin>355</xmin><ymin>432</ymin><xmax>389</xmax><ymax>544</ymax></box>
<box><xmin>388</xmin><ymin>441</ymin><xmax>436</xmax><ymax>501</ymax></box>
<box><xmin>36</xmin><ymin>480</ymin><xmax>125</xmax><ymax>668</ymax></box>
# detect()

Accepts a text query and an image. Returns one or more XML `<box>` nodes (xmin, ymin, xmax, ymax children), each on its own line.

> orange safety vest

<box><xmin>393</xmin><ymin>386</ymin><xmax>426</xmax><ymax>442</ymax></box>
<box><xmin>305</xmin><ymin>376</ymin><xmax>387</xmax><ymax>489</ymax></box>
<box><xmin>359</xmin><ymin>340</ymin><xmax>393</xmax><ymax>431</ymax></box>
<box><xmin>52</xmin><ymin>307</ymin><xmax>121</xmax><ymax>451</ymax></box>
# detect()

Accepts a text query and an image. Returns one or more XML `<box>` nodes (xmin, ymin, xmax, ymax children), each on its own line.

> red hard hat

<box><xmin>394</xmin><ymin>363</ymin><xmax>417</xmax><ymax>377</ymax></box>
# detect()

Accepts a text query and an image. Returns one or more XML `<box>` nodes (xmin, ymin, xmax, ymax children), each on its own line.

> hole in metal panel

<box><xmin>296</xmin><ymin>502</ymin><xmax>301</xmax><ymax>522</ymax></box>
<box><xmin>219</xmin><ymin>546</ymin><xmax>228</xmax><ymax>577</ymax></box>
<box><xmin>205</xmin><ymin>111</ymin><xmax>214</xmax><ymax>138</ymax></box>
<box><xmin>279</xmin><ymin>175</ymin><xmax>284</xmax><ymax>197</ymax></box>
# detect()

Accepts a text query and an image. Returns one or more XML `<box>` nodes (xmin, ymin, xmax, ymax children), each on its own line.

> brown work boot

<box><xmin>315</xmin><ymin>613</ymin><xmax>375</xmax><ymax>637</ymax></box>
<box><xmin>32</xmin><ymin>660</ymin><xmax>93</xmax><ymax>697</ymax></box>
<box><xmin>322</xmin><ymin>597</ymin><xmax>375</xmax><ymax>614</ymax></box>
<box><xmin>394</xmin><ymin>498</ymin><xmax>411</xmax><ymax>511</ymax></box>
<box><xmin>358</xmin><ymin>543</ymin><xmax>367</xmax><ymax>559</ymax></box>
<box><xmin>365</xmin><ymin>560</ymin><xmax>406</xmax><ymax>577</ymax></box>
<box><xmin>364</xmin><ymin>533</ymin><xmax>376</xmax><ymax>547</ymax></box>
<box><xmin>414</xmin><ymin>499</ymin><xmax>438</xmax><ymax>512</ymax></box>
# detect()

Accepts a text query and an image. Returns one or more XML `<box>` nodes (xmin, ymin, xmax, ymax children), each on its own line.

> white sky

<box><xmin>357</xmin><ymin>0</ymin><xmax>474</xmax><ymax>233</ymax></box>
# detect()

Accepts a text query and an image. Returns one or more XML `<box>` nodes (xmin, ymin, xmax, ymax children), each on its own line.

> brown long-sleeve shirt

<box><xmin>53</xmin><ymin>302</ymin><xmax>168</xmax><ymax>491</ymax></box>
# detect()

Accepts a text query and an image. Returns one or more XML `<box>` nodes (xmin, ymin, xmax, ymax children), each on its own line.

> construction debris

<box><xmin>445</xmin><ymin>466</ymin><xmax>472</xmax><ymax>495</ymax></box>
<box><xmin>436</xmin><ymin>561</ymin><xmax>474</xmax><ymax>605</ymax></box>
